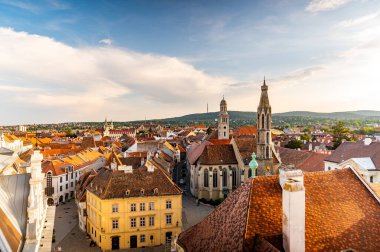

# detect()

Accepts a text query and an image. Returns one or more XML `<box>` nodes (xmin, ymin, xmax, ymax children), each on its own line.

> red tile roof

<box><xmin>199</xmin><ymin>144</ymin><xmax>237</xmax><ymax>165</ymax></box>
<box><xmin>178</xmin><ymin>182</ymin><xmax>251</xmax><ymax>252</ymax></box>
<box><xmin>277</xmin><ymin>147</ymin><xmax>328</xmax><ymax>172</ymax></box>
<box><xmin>179</xmin><ymin>169</ymin><xmax>380</xmax><ymax>251</ymax></box>
<box><xmin>325</xmin><ymin>141</ymin><xmax>380</xmax><ymax>170</ymax></box>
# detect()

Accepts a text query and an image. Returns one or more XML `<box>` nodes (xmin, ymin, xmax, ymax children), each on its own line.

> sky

<box><xmin>0</xmin><ymin>0</ymin><xmax>379</xmax><ymax>124</ymax></box>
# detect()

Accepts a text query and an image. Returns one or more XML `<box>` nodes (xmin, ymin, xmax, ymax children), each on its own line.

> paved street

<box><xmin>182</xmin><ymin>194</ymin><xmax>214</xmax><ymax>230</ymax></box>
<box><xmin>53</xmin><ymin>200</ymin><xmax>78</xmax><ymax>249</ymax></box>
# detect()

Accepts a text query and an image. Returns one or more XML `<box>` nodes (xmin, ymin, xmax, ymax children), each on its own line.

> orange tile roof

<box><xmin>237</xmin><ymin>126</ymin><xmax>257</xmax><ymax>136</ymax></box>
<box><xmin>179</xmin><ymin>169</ymin><xmax>380</xmax><ymax>251</ymax></box>
<box><xmin>42</xmin><ymin>149</ymin><xmax>104</xmax><ymax>176</ymax></box>
<box><xmin>208</xmin><ymin>139</ymin><xmax>231</xmax><ymax>145</ymax></box>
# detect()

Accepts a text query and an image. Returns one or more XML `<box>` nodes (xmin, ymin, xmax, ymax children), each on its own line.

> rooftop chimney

<box><xmin>364</xmin><ymin>138</ymin><xmax>372</xmax><ymax>146</ymax></box>
<box><xmin>280</xmin><ymin>168</ymin><xmax>305</xmax><ymax>252</ymax></box>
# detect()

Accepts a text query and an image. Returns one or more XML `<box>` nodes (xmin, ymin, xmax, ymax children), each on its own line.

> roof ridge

<box><xmin>103</xmin><ymin>169</ymin><xmax>114</xmax><ymax>198</ymax></box>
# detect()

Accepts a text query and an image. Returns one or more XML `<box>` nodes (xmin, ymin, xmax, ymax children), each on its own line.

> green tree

<box><xmin>206</xmin><ymin>127</ymin><xmax>213</xmax><ymax>135</ymax></box>
<box><xmin>332</xmin><ymin>121</ymin><xmax>351</xmax><ymax>149</ymax></box>
<box><xmin>285</xmin><ymin>139</ymin><xmax>303</xmax><ymax>149</ymax></box>
<box><xmin>300</xmin><ymin>133</ymin><xmax>311</xmax><ymax>142</ymax></box>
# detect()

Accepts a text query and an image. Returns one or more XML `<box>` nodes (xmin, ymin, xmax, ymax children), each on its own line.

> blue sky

<box><xmin>0</xmin><ymin>0</ymin><xmax>379</xmax><ymax>124</ymax></box>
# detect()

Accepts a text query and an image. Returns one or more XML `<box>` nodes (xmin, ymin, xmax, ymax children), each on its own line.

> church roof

<box><xmin>258</xmin><ymin>80</ymin><xmax>271</xmax><ymax>109</ymax></box>
<box><xmin>198</xmin><ymin>144</ymin><xmax>237</xmax><ymax>165</ymax></box>
<box><xmin>178</xmin><ymin>168</ymin><xmax>380</xmax><ymax>252</ymax></box>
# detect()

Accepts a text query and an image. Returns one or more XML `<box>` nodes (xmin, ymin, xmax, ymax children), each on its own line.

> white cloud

<box><xmin>99</xmin><ymin>38</ymin><xmax>112</xmax><ymax>45</ymax></box>
<box><xmin>337</xmin><ymin>11</ymin><xmax>380</xmax><ymax>28</ymax></box>
<box><xmin>0</xmin><ymin>27</ymin><xmax>234</xmax><ymax>124</ymax></box>
<box><xmin>306</xmin><ymin>0</ymin><xmax>351</xmax><ymax>12</ymax></box>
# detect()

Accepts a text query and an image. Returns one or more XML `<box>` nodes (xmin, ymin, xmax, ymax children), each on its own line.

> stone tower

<box><xmin>257</xmin><ymin>78</ymin><xmax>274</xmax><ymax>174</ymax></box>
<box><xmin>218</xmin><ymin>96</ymin><xmax>229</xmax><ymax>140</ymax></box>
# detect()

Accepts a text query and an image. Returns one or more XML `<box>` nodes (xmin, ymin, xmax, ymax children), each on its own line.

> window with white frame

<box><xmin>166</xmin><ymin>215</ymin><xmax>172</xmax><ymax>225</ymax></box>
<box><xmin>149</xmin><ymin>202</ymin><xmax>154</xmax><ymax>211</ymax></box>
<box><xmin>131</xmin><ymin>203</ymin><xmax>136</xmax><ymax>212</ymax></box>
<box><xmin>149</xmin><ymin>216</ymin><xmax>154</xmax><ymax>226</ymax></box>
<box><xmin>140</xmin><ymin>234</ymin><xmax>146</xmax><ymax>243</ymax></box>
<box><xmin>112</xmin><ymin>204</ymin><xmax>118</xmax><ymax>213</ymax></box>
<box><xmin>140</xmin><ymin>203</ymin><xmax>145</xmax><ymax>211</ymax></box>
<box><xmin>131</xmin><ymin>218</ymin><xmax>136</xmax><ymax>227</ymax></box>
<box><xmin>166</xmin><ymin>200</ymin><xmax>172</xmax><ymax>209</ymax></box>
<box><xmin>112</xmin><ymin>219</ymin><xmax>119</xmax><ymax>229</ymax></box>
<box><xmin>140</xmin><ymin>217</ymin><xmax>146</xmax><ymax>227</ymax></box>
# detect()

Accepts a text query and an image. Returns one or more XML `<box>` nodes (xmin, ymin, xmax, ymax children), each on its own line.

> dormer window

<box><xmin>153</xmin><ymin>188</ymin><xmax>159</xmax><ymax>195</ymax></box>
<box><xmin>140</xmin><ymin>189</ymin><xmax>145</xmax><ymax>196</ymax></box>
<box><xmin>126</xmin><ymin>190</ymin><xmax>130</xmax><ymax>196</ymax></box>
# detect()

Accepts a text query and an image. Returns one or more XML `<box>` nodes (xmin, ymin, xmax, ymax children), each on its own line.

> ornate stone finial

<box><xmin>249</xmin><ymin>152</ymin><xmax>258</xmax><ymax>178</ymax></box>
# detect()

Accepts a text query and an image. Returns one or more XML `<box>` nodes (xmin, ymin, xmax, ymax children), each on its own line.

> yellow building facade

<box><xmin>85</xmin><ymin>166</ymin><xmax>182</xmax><ymax>250</ymax></box>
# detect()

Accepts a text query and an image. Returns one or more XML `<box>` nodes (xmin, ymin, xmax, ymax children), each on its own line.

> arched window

<box><xmin>266</xmin><ymin>146</ymin><xmax>270</xmax><ymax>159</ymax></box>
<box><xmin>46</xmin><ymin>171</ymin><xmax>53</xmax><ymax>196</ymax></box>
<box><xmin>248</xmin><ymin>168</ymin><xmax>252</xmax><ymax>178</ymax></box>
<box><xmin>267</xmin><ymin>114</ymin><xmax>270</xmax><ymax>129</ymax></box>
<box><xmin>261</xmin><ymin>114</ymin><xmax>265</xmax><ymax>129</ymax></box>
<box><xmin>267</xmin><ymin>132</ymin><xmax>270</xmax><ymax>144</ymax></box>
<box><xmin>204</xmin><ymin>169</ymin><xmax>209</xmax><ymax>187</ymax></box>
<box><xmin>222</xmin><ymin>168</ymin><xmax>227</xmax><ymax>187</ymax></box>
<box><xmin>213</xmin><ymin>169</ymin><xmax>218</xmax><ymax>188</ymax></box>
<box><xmin>232</xmin><ymin>168</ymin><xmax>237</xmax><ymax>188</ymax></box>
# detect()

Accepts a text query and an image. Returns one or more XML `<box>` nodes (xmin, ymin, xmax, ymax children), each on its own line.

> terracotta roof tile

<box><xmin>178</xmin><ymin>182</ymin><xmax>251</xmax><ymax>252</ymax></box>
<box><xmin>87</xmin><ymin>165</ymin><xmax>181</xmax><ymax>199</ymax></box>
<box><xmin>180</xmin><ymin>169</ymin><xmax>380</xmax><ymax>251</ymax></box>
<box><xmin>199</xmin><ymin>144</ymin><xmax>237</xmax><ymax>165</ymax></box>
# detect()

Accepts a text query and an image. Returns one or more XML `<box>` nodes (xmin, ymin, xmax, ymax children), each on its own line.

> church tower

<box><xmin>257</xmin><ymin>78</ymin><xmax>273</xmax><ymax>169</ymax></box>
<box><xmin>218</xmin><ymin>96</ymin><xmax>229</xmax><ymax>140</ymax></box>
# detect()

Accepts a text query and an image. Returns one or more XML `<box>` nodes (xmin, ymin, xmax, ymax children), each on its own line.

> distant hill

<box><xmin>159</xmin><ymin>110</ymin><xmax>380</xmax><ymax>122</ymax></box>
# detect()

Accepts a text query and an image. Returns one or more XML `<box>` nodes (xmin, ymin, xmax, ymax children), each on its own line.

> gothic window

<box><xmin>224</xmin><ymin>132</ymin><xmax>226</xmax><ymax>137</ymax></box>
<box><xmin>267</xmin><ymin>113</ymin><xmax>270</xmax><ymax>129</ymax></box>
<box><xmin>222</xmin><ymin>168</ymin><xmax>227</xmax><ymax>187</ymax></box>
<box><xmin>248</xmin><ymin>168</ymin><xmax>252</xmax><ymax>178</ymax></box>
<box><xmin>267</xmin><ymin>132</ymin><xmax>270</xmax><ymax>144</ymax></box>
<box><xmin>204</xmin><ymin>169</ymin><xmax>209</xmax><ymax>187</ymax></box>
<box><xmin>266</xmin><ymin>146</ymin><xmax>270</xmax><ymax>159</ymax></box>
<box><xmin>261</xmin><ymin>114</ymin><xmax>265</xmax><ymax>129</ymax></box>
<box><xmin>213</xmin><ymin>169</ymin><xmax>218</xmax><ymax>188</ymax></box>
<box><xmin>232</xmin><ymin>168</ymin><xmax>237</xmax><ymax>188</ymax></box>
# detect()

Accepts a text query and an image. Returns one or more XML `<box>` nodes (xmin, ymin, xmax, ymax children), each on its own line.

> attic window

<box><xmin>125</xmin><ymin>190</ymin><xmax>130</xmax><ymax>196</ymax></box>
<box><xmin>140</xmin><ymin>189</ymin><xmax>145</xmax><ymax>195</ymax></box>
<box><xmin>153</xmin><ymin>188</ymin><xmax>159</xmax><ymax>195</ymax></box>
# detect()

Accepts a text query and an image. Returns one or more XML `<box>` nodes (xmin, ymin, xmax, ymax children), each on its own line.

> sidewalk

<box><xmin>39</xmin><ymin>205</ymin><xmax>56</xmax><ymax>252</ymax></box>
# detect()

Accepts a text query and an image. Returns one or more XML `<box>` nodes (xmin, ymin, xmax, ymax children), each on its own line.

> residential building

<box><xmin>42</xmin><ymin>149</ymin><xmax>106</xmax><ymax>205</ymax></box>
<box><xmin>86</xmin><ymin>164</ymin><xmax>182</xmax><ymax>250</ymax></box>
<box><xmin>324</xmin><ymin>139</ymin><xmax>380</xmax><ymax>183</ymax></box>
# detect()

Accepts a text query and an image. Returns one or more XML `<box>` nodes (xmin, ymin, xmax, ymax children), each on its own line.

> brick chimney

<box><xmin>280</xmin><ymin>168</ymin><xmax>305</xmax><ymax>252</ymax></box>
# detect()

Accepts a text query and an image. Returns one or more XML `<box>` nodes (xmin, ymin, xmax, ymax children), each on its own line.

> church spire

<box><xmin>218</xmin><ymin>96</ymin><xmax>229</xmax><ymax>140</ymax></box>
<box><xmin>258</xmin><ymin>77</ymin><xmax>270</xmax><ymax>109</ymax></box>
<box><xmin>257</xmin><ymin>77</ymin><xmax>273</xmax><ymax>165</ymax></box>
